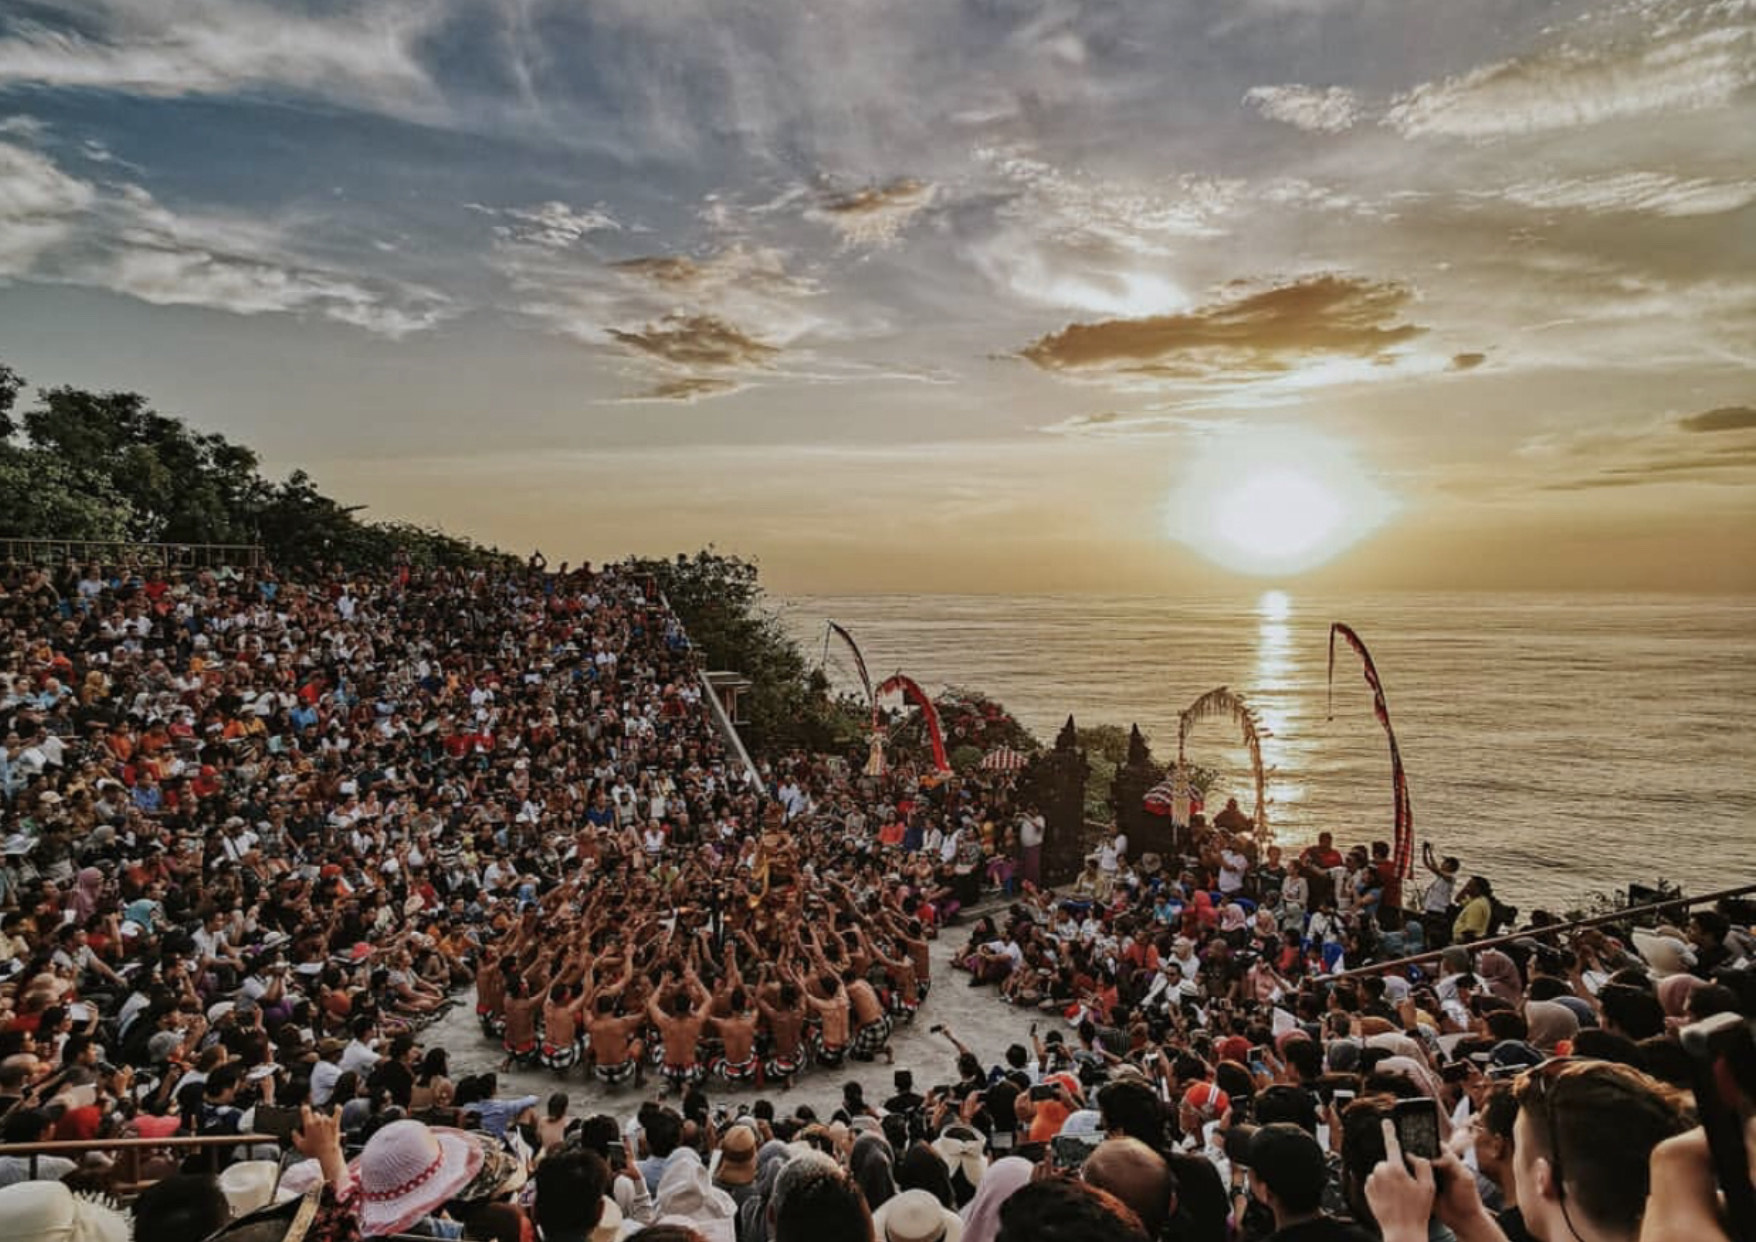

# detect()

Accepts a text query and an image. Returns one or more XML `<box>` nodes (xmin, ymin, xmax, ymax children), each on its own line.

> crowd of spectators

<box><xmin>1</xmin><ymin>552</ymin><xmax>1753</xmax><ymax>1242</ymax></box>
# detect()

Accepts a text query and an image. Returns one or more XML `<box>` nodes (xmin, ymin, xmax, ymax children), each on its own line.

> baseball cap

<box><xmin>1181</xmin><ymin>1082</ymin><xmax>1230</xmax><ymax>1120</ymax></box>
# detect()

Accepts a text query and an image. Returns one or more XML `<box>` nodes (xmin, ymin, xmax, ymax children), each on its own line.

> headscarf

<box><xmin>71</xmin><ymin>867</ymin><xmax>105</xmax><ymax>923</ymax></box>
<box><xmin>1524</xmin><ymin>1000</ymin><xmax>1581</xmax><ymax>1053</ymax></box>
<box><xmin>1374</xmin><ymin>1055</ymin><xmax>1453</xmax><ymax>1140</ymax></box>
<box><xmin>896</xmin><ymin>1142</ymin><xmax>956</xmax><ymax>1209</ymax></box>
<box><xmin>849</xmin><ymin>1133</ymin><xmax>897</xmax><ymax>1212</ymax></box>
<box><xmin>655</xmin><ymin>1153</ymin><xmax>737</xmax><ymax>1242</ymax></box>
<box><xmin>960</xmin><ymin>1156</ymin><xmax>1034</xmax><ymax>1242</ymax></box>
<box><xmin>1476</xmin><ymin>949</ymin><xmax>1524</xmax><ymax>1005</ymax></box>
<box><xmin>1657</xmin><ymin>973</ymin><xmax>1708</xmax><ymax>1020</ymax></box>
<box><xmin>1366</xmin><ymin>1033</ymin><xmax>1426</xmax><ymax>1065</ymax></box>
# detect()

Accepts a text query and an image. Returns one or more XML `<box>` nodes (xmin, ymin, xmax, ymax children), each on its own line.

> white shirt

<box><xmin>310</xmin><ymin>1060</ymin><xmax>342</xmax><ymax>1105</ymax></box>
<box><xmin>1218</xmin><ymin>850</ymin><xmax>1247</xmax><ymax>894</ymax></box>
<box><xmin>339</xmin><ymin>1038</ymin><xmax>380</xmax><ymax>1076</ymax></box>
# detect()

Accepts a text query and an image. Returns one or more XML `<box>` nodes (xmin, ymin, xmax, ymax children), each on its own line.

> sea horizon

<box><xmin>783</xmin><ymin>591</ymin><xmax>1756</xmax><ymax>915</ymax></box>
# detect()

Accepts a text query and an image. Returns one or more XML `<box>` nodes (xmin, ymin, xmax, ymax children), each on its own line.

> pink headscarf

<box><xmin>1657</xmin><ymin>973</ymin><xmax>1708</xmax><ymax>1021</ymax></box>
<box><xmin>1375</xmin><ymin>1054</ymin><xmax>1454</xmax><ymax>1140</ymax></box>
<box><xmin>1476</xmin><ymin>949</ymin><xmax>1523</xmax><ymax>1005</ymax></box>
<box><xmin>961</xmin><ymin>1156</ymin><xmax>1035</xmax><ymax>1242</ymax></box>
<box><xmin>71</xmin><ymin>867</ymin><xmax>105</xmax><ymax>924</ymax></box>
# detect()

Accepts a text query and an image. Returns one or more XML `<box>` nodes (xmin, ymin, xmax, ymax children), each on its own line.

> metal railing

<box><xmin>1</xmin><ymin>538</ymin><xmax>264</xmax><ymax>569</ymax></box>
<box><xmin>1320</xmin><ymin>880</ymin><xmax>1756</xmax><ymax>982</ymax></box>
<box><xmin>0</xmin><ymin>1132</ymin><xmax>278</xmax><ymax>1196</ymax></box>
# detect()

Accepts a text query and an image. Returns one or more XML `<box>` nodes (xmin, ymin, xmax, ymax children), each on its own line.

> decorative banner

<box><xmin>980</xmin><ymin>746</ymin><xmax>1029</xmax><ymax>772</ymax></box>
<box><xmin>876</xmin><ymin>672</ymin><xmax>952</xmax><ymax>773</ymax></box>
<box><xmin>1176</xmin><ymin>687</ymin><xmax>1271</xmax><ymax>845</ymax></box>
<box><xmin>825</xmin><ymin>620</ymin><xmax>875</xmax><ymax>706</ymax></box>
<box><xmin>1327</xmin><ymin>623</ymin><xmax>1414</xmax><ymax>880</ymax></box>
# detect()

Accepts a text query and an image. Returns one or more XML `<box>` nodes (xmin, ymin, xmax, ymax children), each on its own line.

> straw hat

<box><xmin>352</xmin><ymin>1119</ymin><xmax>484</xmax><ymax>1236</ymax></box>
<box><xmin>202</xmin><ymin>1190</ymin><xmax>324</xmax><ymax>1242</ymax></box>
<box><xmin>714</xmin><ymin>1123</ymin><xmax>759</xmax><ymax>1186</ymax></box>
<box><xmin>0</xmin><ymin>1182</ymin><xmax>130</xmax><ymax>1242</ymax></box>
<box><xmin>872</xmin><ymin>1188</ymin><xmax>964</xmax><ymax>1242</ymax></box>
<box><xmin>454</xmin><ymin>1132</ymin><xmax>527</xmax><ymax>1204</ymax></box>
<box><xmin>219</xmin><ymin>1161</ymin><xmax>290</xmax><ymax>1216</ymax></box>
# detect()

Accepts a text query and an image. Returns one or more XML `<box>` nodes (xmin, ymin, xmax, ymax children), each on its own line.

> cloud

<box><xmin>1535</xmin><ymin>403</ymin><xmax>1756</xmax><ymax>489</ymax></box>
<box><xmin>1384</xmin><ymin>15</ymin><xmax>1756</xmax><ymax>139</ymax></box>
<box><xmin>467</xmin><ymin>201</ymin><xmax>622</xmax><ymax>248</ymax></box>
<box><xmin>978</xmin><ymin>149</ymin><xmax>1243</xmax><ymax>253</ymax></box>
<box><xmin>1489</xmin><ymin>173</ymin><xmax>1756</xmax><ymax>218</ymax></box>
<box><xmin>624</xmin><ymin>375</ymin><xmax>747</xmax><ymax>403</ymax></box>
<box><xmin>0</xmin><ymin>114</ymin><xmax>49</xmax><ymax>141</ymax></box>
<box><xmin>1243</xmin><ymin>84</ymin><xmax>1361</xmax><ymax>132</ymax></box>
<box><xmin>607</xmin><ymin>313</ymin><xmax>779</xmax><ymax>369</ymax></box>
<box><xmin>1449</xmin><ymin>352</ymin><xmax>1487</xmax><ymax>371</ymax></box>
<box><xmin>0</xmin><ymin>138</ymin><xmax>93</xmax><ymax>274</ymax></box>
<box><xmin>1678</xmin><ymin>405</ymin><xmax>1756</xmax><ymax>433</ymax></box>
<box><xmin>806</xmin><ymin>178</ymin><xmax>936</xmax><ymax>246</ymax></box>
<box><xmin>1020</xmin><ymin>274</ymin><xmax>1426</xmax><ymax>381</ymax></box>
<box><xmin>0</xmin><ymin>4</ymin><xmax>444</xmax><ymax>119</ymax></box>
<box><xmin>0</xmin><ymin>138</ymin><xmax>450</xmax><ymax>336</ymax></box>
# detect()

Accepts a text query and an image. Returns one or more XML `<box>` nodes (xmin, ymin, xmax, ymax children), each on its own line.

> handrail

<box><xmin>0</xmin><ymin>1134</ymin><xmax>276</xmax><ymax>1155</ymax></box>
<box><xmin>0</xmin><ymin>1133</ymin><xmax>279</xmax><ymax>1195</ymax></box>
<box><xmin>1319</xmin><ymin>881</ymin><xmax>1756</xmax><ymax>982</ymax></box>
<box><xmin>0</xmin><ymin>538</ymin><xmax>263</xmax><ymax>569</ymax></box>
<box><xmin>699</xmin><ymin>669</ymin><xmax>763</xmax><ymax>791</ymax></box>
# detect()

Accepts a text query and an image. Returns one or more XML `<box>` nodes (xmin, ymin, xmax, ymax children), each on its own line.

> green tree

<box><xmin>0</xmin><ymin>359</ymin><xmax>505</xmax><ymax>570</ymax></box>
<box><xmin>629</xmin><ymin>549</ymin><xmax>864</xmax><ymax>752</ymax></box>
<box><xmin>0</xmin><ymin>446</ymin><xmax>134</xmax><ymax>541</ymax></box>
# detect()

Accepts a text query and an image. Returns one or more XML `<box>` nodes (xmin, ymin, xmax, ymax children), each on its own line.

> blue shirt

<box><xmin>462</xmin><ymin>1094</ymin><xmax>539</xmax><ymax>1138</ymax></box>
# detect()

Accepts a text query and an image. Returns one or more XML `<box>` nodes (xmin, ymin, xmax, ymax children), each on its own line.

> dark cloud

<box><xmin>607</xmin><ymin>314</ymin><xmax>780</xmax><ymax>369</ymax></box>
<box><xmin>808</xmin><ymin>179</ymin><xmax>935</xmax><ymax>244</ymax></box>
<box><xmin>819</xmin><ymin>178</ymin><xmax>932</xmax><ymax>217</ymax></box>
<box><xmin>630</xmin><ymin>375</ymin><xmax>744</xmax><ymax>402</ymax></box>
<box><xmin>1677</xmin><ymin>405</ymin><xmax>1756</xmax><ymax>433</ymax></box>
<box><xmin>611</xmin><ymin>256</ymin><xmax>706</xmax><ymax>287</ymax></box>
<box><xmin>1019</xmin><ymin>274</ymin><xmax>1425</xmax><ymax>379</ymax></box>
<box><xmin>1449</xmin><ymin>351</ymin><xmax>1487</xmax><ymax>371</ymax></box>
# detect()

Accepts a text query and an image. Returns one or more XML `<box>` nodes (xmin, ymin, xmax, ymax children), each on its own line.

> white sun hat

<box><xmin>0</xmin><ymin>1181</ymin><xmax>131</xmax><ymax>1242</ymax></box>
<box><xmin>872</xmin><ymin>1188</ymin><xmax>964</xmax><ymax>1242</ymax></box>
<box><xmin>351</xmin><ymin>1119</ymin><xmax>484</xmax><ymax>1237</ymax></box>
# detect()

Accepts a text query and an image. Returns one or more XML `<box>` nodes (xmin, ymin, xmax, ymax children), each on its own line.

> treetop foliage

<box><xmin>0</xmin><ymin>361</ymin><xmax>505</xmax><ymax>569</ymax></box>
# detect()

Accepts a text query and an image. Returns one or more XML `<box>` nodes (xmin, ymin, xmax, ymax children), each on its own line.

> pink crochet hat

<box><xmin>353</xmin><ymin>1120</ymin><xmax>483</xmax><ymax>1237</ymax></box>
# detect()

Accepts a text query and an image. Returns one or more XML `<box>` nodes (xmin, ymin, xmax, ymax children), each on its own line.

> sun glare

<box><xmin>1166</xmin><ymin>427</ymin><xmax>1395</xmax><ymax>576</ymax></box>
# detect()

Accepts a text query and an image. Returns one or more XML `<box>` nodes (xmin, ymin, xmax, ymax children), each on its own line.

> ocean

<box><xmin>782</xmin><ymin>592</ymin><xmax>1756</xmax><ymax>914</ymax></box>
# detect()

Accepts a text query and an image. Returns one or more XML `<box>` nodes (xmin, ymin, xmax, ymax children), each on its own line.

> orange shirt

<box><xmin>1027</xmin><ymin>1100</ymin><xmax>1071</xmax><ymax>1143</ymax></box>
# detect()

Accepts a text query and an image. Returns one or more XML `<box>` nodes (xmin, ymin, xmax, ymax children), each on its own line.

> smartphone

<box><xmin>1332</xmin><ymin>1088</ymin><xmax>1356</xmax><ymax>1108</ymax></box>
<box><xmin>1392</xmin><ymin>1097</ymin><xmax>1441</xmax><ymax>1160</ymax></box>
<box><xmin>1051</xmin><ymin>1133</ymin><xmax>1101</xmax><ymax>1170</ymax></box>
<box><xmin>1029</xmin><ymin>1083</ymin><xmax>1057</xmax><ymax>1102</ymax></box>
<box><xmin>606</xmin><ymin>1140</ymin><xmax>626</xmax><ymax>1167</ymax></box>
<box><xmin>929</xmin><ymin>1024</ymin><xmax>945</xmax><ymax>1035</ymax></box>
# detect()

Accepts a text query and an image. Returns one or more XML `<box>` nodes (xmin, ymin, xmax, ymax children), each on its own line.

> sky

<box><xmin>0</xmin><ymin>0</ymin><xmax>1752</xmax><ymax>594</ymax></box>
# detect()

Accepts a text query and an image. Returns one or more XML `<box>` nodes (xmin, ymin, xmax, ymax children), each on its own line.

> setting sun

<box><xmin>1166</xmin><ymin>427</ymin><xmax>1396</xmax><ymax>576</ymax></box>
